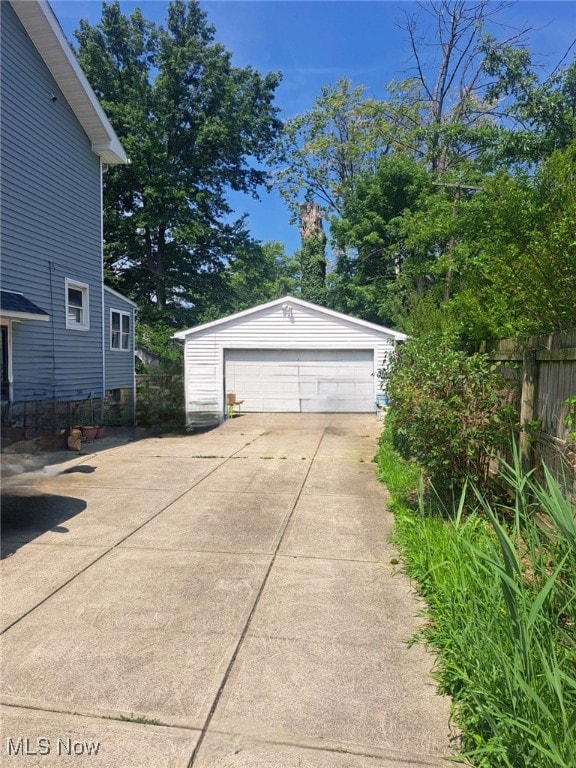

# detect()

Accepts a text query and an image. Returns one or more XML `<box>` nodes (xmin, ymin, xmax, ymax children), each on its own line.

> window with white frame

<box><xmin>111</xmin><ymin>310</ymin><xmax>131</xmax><ymax>350</ymax></box>
<box><xmin>65</xmin><ymin>279</ymin><xmax>89</xmax><ymax>330</ymax></box>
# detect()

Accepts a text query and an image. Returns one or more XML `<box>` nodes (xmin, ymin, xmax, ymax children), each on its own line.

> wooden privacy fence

<box><xmin>480</xmin><ymin>329</ymin><xmax>576</xmax><ymax>499</ymax></box>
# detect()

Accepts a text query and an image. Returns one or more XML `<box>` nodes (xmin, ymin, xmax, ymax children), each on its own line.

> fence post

<box><xmin>519</xmin><ymin>349</ymin><xmax>538</xmax><ymax>473</ymax></box>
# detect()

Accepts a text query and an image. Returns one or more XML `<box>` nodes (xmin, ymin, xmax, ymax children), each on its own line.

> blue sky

<box><xmin>51</xmin><ymin>1</ymin><xmax>576</xmax><ymax>256</ymax></box>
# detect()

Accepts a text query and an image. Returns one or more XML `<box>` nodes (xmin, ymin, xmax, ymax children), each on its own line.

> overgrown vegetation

<box><xmin>377</xmin><ymin>426</ymin><xmax>576</xmax><ymax>767</ymax></box>
<box><xmin>566</xmin><ymin>396</ymin><xmax>576</xmax><ymax>444</ymax></box>
<box><xmin>380</xmin><ymin>335</ymin><xmax>518</xmax><ymax>499</ymax></box>
<box><xmin>298</xmin><ymin>233</ymin><xmax>327</xmax><ymax>305</ymax></box>
<box><xmin>136</xmin><ymin>372</ymin><xmax>184</xmax><ymax>430</ymax></box>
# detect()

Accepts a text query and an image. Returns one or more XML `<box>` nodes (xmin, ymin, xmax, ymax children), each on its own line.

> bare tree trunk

<box><xmin>299</xmin><ymin>202</ymin><xmax>324</xmax><ymax>241</ymax></box>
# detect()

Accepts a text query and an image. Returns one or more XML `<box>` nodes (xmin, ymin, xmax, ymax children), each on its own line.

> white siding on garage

<box><xmin>225</xmin><ymin>349</ymin><xmax>374</xmax><ymax>412</ymax></box>
<box><xmin>179</xmin><ymin>298</ymin><xmax>402</xmax><ymax>429</ymax></box>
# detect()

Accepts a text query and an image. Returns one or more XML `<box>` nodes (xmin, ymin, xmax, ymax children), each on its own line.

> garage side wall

<box><xmin>182</xmin><ymin>304</ymin><xmax>396</xmax><ymax>429</ymax></box>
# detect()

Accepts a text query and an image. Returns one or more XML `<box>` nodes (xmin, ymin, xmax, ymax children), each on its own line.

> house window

<box><xmin>65</xmin><ymin>279</ymin><xmax>89</xmax><ymax>330</ymax></box>
<box><xmin>111</xmin><ymin>310</ymin><xmax>130</xmax><ymax>350</ymax></box>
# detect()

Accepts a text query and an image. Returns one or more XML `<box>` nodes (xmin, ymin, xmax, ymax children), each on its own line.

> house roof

<box><xmin>104</xmin><ymin>285</ymin><xmax>139</xmax><ymax>309</ymax></box>
<box><xmin>10</xmin><ymin>0</ymin><xmax>128</xmax><ymax>165</ymax></box>
<box><xmin>0</xmin><ymin>289</ymin><xmax>50</xmax><ymax>321</ymax></box>
<box><xmin>173</xmin><ymin>295</ymin><xmax>407</xmax><ymax>341</ymax></box>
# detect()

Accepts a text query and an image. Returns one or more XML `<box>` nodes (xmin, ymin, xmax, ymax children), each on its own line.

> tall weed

<box><xmin>377</xmin><ymin>428</ymin><xmax>576</xmax><ymax>767</ymax></box>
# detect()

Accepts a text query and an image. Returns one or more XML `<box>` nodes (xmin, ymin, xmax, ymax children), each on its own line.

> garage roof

<box><xmin>10</xmin><ymin>0</ymin><xmax>128</xmax><ymax>165</ymax></box>
<box><xmin>173</xmin><ymin>295</ymin><xmax>407</xmax><ymax>341</ymax></box>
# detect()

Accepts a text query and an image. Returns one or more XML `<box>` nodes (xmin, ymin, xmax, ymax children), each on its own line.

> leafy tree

<box><xmin>483</xmin><ymin>51</ymin><xmax>576</xmax><ymax>163</ymax></box>
<box><xmin>136</xmin><ymin>239</ymin><xmax>299</xmax><ymax>367</ymax></box>
<box><xmin>76</xmin><ymin>0</ymin><xmax>281</xmax><ymax>317</ymax></box>
<box><xmin>272</xmin><ymin>78</ymin><xmax>409</xmax><ymax>219</ymax></box>
<box><xmin>330</xmin><ymin>154</ymin><xmax>433</xmax><ymax>323</ymax></box>
<box><xmin>273</xmin><ymin>1</ymin><xmax>533</xmax><ymax>220</ymax></box>
<box><xmin>136</xmin><ymin>320</ymin><xmax>183</xmax><ymax>371</ymax></box>
<box><xmin>219</xmin><ymin>240</ymin><xmax>300</xmax><ymax>314</ymax></box>
<box><xmin>454</xmin><ymin>142</ymin><xmax>576</xmax><ymax>339</ymax></box>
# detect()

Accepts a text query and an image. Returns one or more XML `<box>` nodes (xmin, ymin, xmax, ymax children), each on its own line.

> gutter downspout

<box><xmin>132</xmin><ymin>304</ymin><xmax>137</xmax><ymax>426</ymax></box>
<box><xmin>100</xmin><ymin>160</ymin><xmax>106</xmax><ymax>426</ymax></box>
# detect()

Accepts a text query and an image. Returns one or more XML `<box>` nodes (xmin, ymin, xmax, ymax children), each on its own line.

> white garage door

<box><xmin>224</xmin><ymin>349</ymin><xmax>375</xmax><ymax>412</ymax></box>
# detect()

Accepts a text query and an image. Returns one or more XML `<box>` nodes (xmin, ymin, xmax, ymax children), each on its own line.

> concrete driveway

<box><xmin>1</xmin><ymin>414</ymin><xmax>453</xmax><ymax>767</ymax></box>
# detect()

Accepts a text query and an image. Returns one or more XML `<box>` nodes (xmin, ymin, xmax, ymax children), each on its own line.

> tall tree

<box><xmin>75</xmin><ymin>0</ymin><xmax>281</xmax><ymax>321</ymax></box>
<box><xmin>330</xmin><ymin>154</ymin><xmax>433</xmax><ymax>324</ymax></box>
<box><xmin>271</xmin><ymin>78</ymin><xmax>409</xmax><ymax>220</ymax></box>
<box><xmin>400</xmin><ymin>0</ymin><xmax>530</xmax><ymax>175</ymax></box>
<box><xmin>298</xmin><ymin>202</ymin><xmax>327</xmax><ymax>305</ymax></box>
<box><xmin>483</xmin><ymin>55</ymin><xmax>576</xmax><ymax>163</ymax></box>
<box><xmin>220</xmin><ymin>240</ymin><xmax>300</xmax><ymax>315</ymax></box>
<box><xmin>454</xmin><ymin>141</ymin><xmax>576</xmax><ymax>339</ymax></box>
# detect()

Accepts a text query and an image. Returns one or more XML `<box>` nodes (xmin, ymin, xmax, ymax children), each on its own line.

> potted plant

<box><xmin>82</xmin><ymin>425</ymin><xmax>98</xmax><ymax>442</ymax></box>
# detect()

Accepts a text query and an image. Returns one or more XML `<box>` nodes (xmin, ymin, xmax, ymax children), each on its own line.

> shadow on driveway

<box><xmin>1</xmin><ymin>489</ymin><xmax>87</xmax><ymax>557</ymax></box>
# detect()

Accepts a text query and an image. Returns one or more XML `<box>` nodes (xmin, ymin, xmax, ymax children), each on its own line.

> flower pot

<box><xmin>95</xmin><ymin>426</ymin><xmax>106</xmax><ymax>439</ymax></box>
<box><xmin>82</xmin><ymin>426</ymin><xmax>98</xmax><ymax>442</ymax></box>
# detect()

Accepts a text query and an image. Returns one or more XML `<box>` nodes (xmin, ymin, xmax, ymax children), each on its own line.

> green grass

<box><xmin>376</xmin><ymin>425</ymin><xmax>576</xmax><ymax>767</ymax></box>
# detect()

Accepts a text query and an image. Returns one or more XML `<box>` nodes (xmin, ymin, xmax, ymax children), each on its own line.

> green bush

<box><xmin>380</xmin><ymin>334</ymin><xmax>518</xmax><ymax>498</ymax></box>
<box><xmin>136</xmin><ymin>372</ymin><xmax>184</xmax><ymax>430</ymax></box>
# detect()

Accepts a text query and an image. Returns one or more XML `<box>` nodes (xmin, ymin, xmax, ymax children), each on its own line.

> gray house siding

<box><xmin>104</xmin><ymin>288</ymin><xmax>136</xmax><ymax>390</ymax></box>
<box><xmin>1</xmin><ymin>1</ymin><xmax>103</xmax><ymax>403</ymax></box>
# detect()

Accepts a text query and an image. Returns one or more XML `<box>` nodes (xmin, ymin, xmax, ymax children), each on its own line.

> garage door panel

<box><xmin>318</xmin><ymin>380</ymin><xmax>338</xmax><ymax>395</ymax></box>
<box><xmin>299</xmin><ymin>381</ymin><xmax>317</xmax><ymax>396</ymax></box>
<box><xmin>262</xmin><ymin>397</ymin><xmax>300</xmax><ymax>412</ymax></box>
<box><xmin>225</xmin><ymin>349</ymin><xmax>374</xmax><ymax>413</ymax></box>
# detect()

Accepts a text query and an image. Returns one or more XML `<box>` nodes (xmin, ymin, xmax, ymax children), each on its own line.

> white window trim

<box><xmin>110</xmin><ymin>308</ymin><xmax>131</xmax><ymax>351</ymax></box>
<box><xmin>65</xmin><ymin>278</ymin><xmax>90</xmax><ymax>331</ymax></box>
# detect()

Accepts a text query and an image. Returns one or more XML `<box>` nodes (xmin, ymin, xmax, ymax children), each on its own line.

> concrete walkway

<box><xmin>1</xmin><ymin>414</ymin><xmax>454</xmax><ymax>767</ymax></box>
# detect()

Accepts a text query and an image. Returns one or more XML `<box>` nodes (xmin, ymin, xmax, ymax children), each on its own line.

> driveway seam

<box><xmin>199</xmin><ymin>727</ymin><xmax>452</xmax><ymax>766</ymax></box>
<box><xmin>186</xmin><ymin>427</ymin><xmax>327</xmax><ymax>768</ymax></box>
<box><xmin>0</xmin><ymin>701</ymin><xmax>202</xmax><ymax>734</ymax></box>
<box><xmin>0</xmin><ymin>440</ymin><xmax>265</xmax><ymax>637</ymax></box>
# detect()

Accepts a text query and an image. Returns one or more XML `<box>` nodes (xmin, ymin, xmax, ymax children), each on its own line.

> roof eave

<box><xmin>1</xmin><ymin>310</ymin><xmax>50</xmax><ymax>322</ymax></box>
<box><xmin>10</xmin><ymin>0</ymin><xmax>128</xmax><ymax>165</ymax></box>
<box><xmin>104</xmin><ymin>284</ymin><xmax>139</xmax><ymax>308</ymax></box>
<box><xmin>173</xmin><ymin>295</ymin><xmax>407</xmax><ymax>340</ymax></box>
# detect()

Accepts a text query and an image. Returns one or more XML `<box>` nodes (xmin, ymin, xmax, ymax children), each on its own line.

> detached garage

<box><xmin>173</xmin><ymin>296</ymin><xmax>406</xmax><ymax>429</ymax></box>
